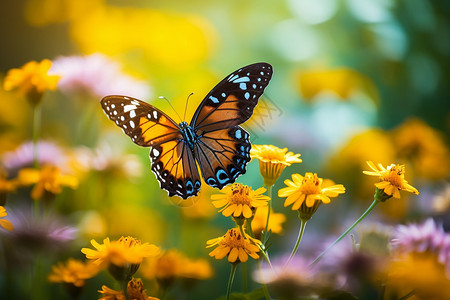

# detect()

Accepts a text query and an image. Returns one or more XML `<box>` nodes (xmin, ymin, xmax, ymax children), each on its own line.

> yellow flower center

<box><xmin>382</xmin><ymin>164</ymin><xmax>405</xmax><ymax>187</ymax></box>
<box><xmin>118</xmin><ymin>236</ymin><xmax>142</xmax><ymax>248</ymax></box>
<box><xmin>220</xmin><ymin>228</ymin><xmax>248</xmax><ymax>249</ymax></box>
<box><xmin>299</xmin><ymin>173</ymin><xmax>322</xmax><ymax>194</ymax></box>
<box><xmin>258</xmin><ymin>147</ymin><xmax>287</xmax><ymax>162</ymax></box>
<box><xmin>229</xmin><ymin>183</ymin><xmax>252</xmax><ymax>206</ymax></box>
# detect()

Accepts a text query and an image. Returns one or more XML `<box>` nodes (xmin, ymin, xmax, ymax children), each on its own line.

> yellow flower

<box><xmin>211</xmin><ymin>183</ymin><xmax>269</xmax><ymax>220</ymax></box>
<box><xmin>278</xmin><ymin>173</ymin><xmax>345</xmax><ymax>220</ymax></box>
<box><xmin>251</xmin><ymin>206</ymin><xmax>286</xmax><ymax>239</ymax></box>
<box><xmin>391</xmin><ymin>118</ymin><xmax>450</xmax><ymax>180</ymax></box>
<box><xmin>251</xmin><ymin>144</ymin><xmax>302</xmax><ymax>186</ymax></box>
<box><xmin>206</xmin><ymin>228</ymin><xmax>261</xmax><ymax>264</ymax></box>
<box><xmin>48</xmin><ymin>258</ymin><xmax>100</xmax><ymax>287</ymax></box>
<box><xmin>0</xmin><ymin>206</ymin><xmax>14</xmax><ymax>231</ymax></box>
<box><xmin>0</xmin><ymin>169</ymin><xmax>17</xmax><ymax>205</ymax></box>
<box><xmin>99</xmin><ymin>278</ymin><xmax>160</xmax><ymax>300</ymax></box>
<box><xmin>387</xmin><ymin>252</ymin><xmax>450</xmax><ymax>300</ymax></box>
<box><xmin>17</xmin><ymin>165</ymin><xmax>78</xmax><ymax>201</ymax></box>
<box><xmin>3</xmin><ymin>59</ymin><xmax>59</xmax><ymax>105</ymax></box>
<box><xmin>81</xmin><ymin>236</ymin><xmax>160</xmax><ymax>268</ymax></box>
<box><xmin>363</xmin><ymin>161</ymin><xmax>419</xmax><ymax>199</ymax></box>
<box><xmin>141</xmin><ymin>249</ymin><xmax>213</xmax><ymax>289</ymax></box>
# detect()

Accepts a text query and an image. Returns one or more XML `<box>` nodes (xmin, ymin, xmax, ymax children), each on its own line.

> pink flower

<box><xmin>2</xmin><ymin>141</ymin><xmax>67</xmax><ymax>173</ymax></box>
<box><xmin>393</xmin><ymin>218</ymin><xmax>450</xmax><ymax>277</ymax></box>
<box><xmin>51</xmin><ymin>53</ymin><xmax>151</xmax><ymax>99</ymax></box>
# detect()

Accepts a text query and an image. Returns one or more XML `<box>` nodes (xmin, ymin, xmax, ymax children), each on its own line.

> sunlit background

<box><xmin>0</xmin><ymin>0</ymin><xmax>449</xmax><ymax>299</ymax></box>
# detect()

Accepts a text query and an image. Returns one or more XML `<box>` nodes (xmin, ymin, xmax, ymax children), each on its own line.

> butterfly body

<box><xmin>101</xmin><ymin>63</ymin><xmax>273</xmax><ymax>199</ymax></box>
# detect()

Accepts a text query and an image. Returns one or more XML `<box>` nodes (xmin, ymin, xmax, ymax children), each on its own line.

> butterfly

<box><xmin>100</xmin><ymin>63</ymin><xmax>273</xmax><ymax>199</ymax></box>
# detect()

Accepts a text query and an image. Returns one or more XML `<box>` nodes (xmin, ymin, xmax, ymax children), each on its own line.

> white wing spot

<box><xmin>244</xmin><ymin>92</ymin><xmax>250</xmax><ymax>100</ymax></box>
<box><xmin>130</xmin><ymin>120</ymin><xmax>135</xmax><ymax>128</ymax></box>
<box><xmin>130</xmin><ymin>110</ymin><xmax>136</xmax><ymax>118</ymax></box>
<box><xmin>257</xmin><ymin>78</ymin><xmax>261</xmax><ymax>82</ymax></box>
<box><xmin>124</xmin><ymin>104</ymin><xmax>137</xmax><ymax>112</ymax></box>
<box><xmin>120</xmin><ymin>116</ymin><xmax>125</xmax><ymax>121</ymax></box>
<box><xmin>153</xmin><ymin>111</ymin><xmax>158</xmax><ymax>119</ymax></box>
<box><xmin>221</xmin><ymin>92</ymin><xmax>226</xmax><ymax>98</ymax></box>
<box><xmin>113</xmin><ymin>110</ymin><xmax>118</xmax><ymax>115</ymax></box>
<box><xmin>252</xmin><ymin>84</ymin><xmax>257</xmax><ymax>89</ymax></box>
<box><xmin>153</xmin><ymin>148</ymin><xmax>160</xmax><ymax>157</ymax></box>
<box><xmin>239</xmin><ymin>83</ymin><xmax>247</xmax><ymax>90</ymax></box>
<box><xmin>106</xmin><ymin>106</ymin><xmax>110</xmax><ymax>111</ymax></box>
<box><xmin>111</xmin><ymin>104</ymin><xmax>115</xmax><ymax>109</ymax></box>
<box><xmin>260</xmin><ymin>71</ymin><xmax>264</xmax><ymax>75</ymax></box>
<box><xmin>131</xmin><ymin>100</ymin><xmax>140</xmax><ymax>106</ymax></box>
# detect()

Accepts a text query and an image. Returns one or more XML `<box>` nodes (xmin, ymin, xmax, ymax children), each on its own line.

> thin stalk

<box><xmin>238</xmin><ymin>223</ymin><xmax>246</xmax><ymax>239</ymax></box>
<box><xmin>121</xmin><ymin>279</ymin><xmax>129</xmax><ymax>300</ymax></box>
<box><xmin>258</xmin><ymin>246</ymin><xmax>274</xmax><ymax>272</ymax></box>
<box><xmin>226</xmin><ymin>264</ymin><xmax>238</xmax><ymax>300</ymax></box>
<box><xmin>242</xmin><ymin>262</ymin><xmax>248</xmax><ymax>293</ymax></box>
<box><xmin>262</xmin><ymin>185</ymin><xmax>273</xmax><ymax>242</ymax></box>
<box><xmin>399</xmin><ymin>290</ymin><xmax>415</xmax><ymax>300</ymax></box>
<box><xmin>32</xmin><ymin>104</ymin><xmax>41</xmax><ymax>169</ymax></box>
<box><xmin>285</xmin><ymin>219</ymin><xmax>307</xmax><ymax>267</ymax></box>
<box><xmin>309</xmin><ymin>199</ymin><xmax>379</xmax><ymax>268</ymax></box>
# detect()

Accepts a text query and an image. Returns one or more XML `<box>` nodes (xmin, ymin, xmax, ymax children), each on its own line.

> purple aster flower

<box><xmin>393</xmin><ymin>218</ymin><xmax>450</xmax><ymax>277</ymax></box>
<box><xmin>51</xmin><ymin>53</ymin><xmax>152</xmax><ymax>99</ymax></box>
<box><xmin>1</xmin><ymin>141</ymin><xmax>67</xmax><ymax>174</ymax></box>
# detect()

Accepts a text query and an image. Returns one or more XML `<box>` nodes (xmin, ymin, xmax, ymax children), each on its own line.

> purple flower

<box><xmin>393</xmin><ymin>218</ymin><xmax>450</xmax><ymax>277</ymax></box>
<box><xmin>51</xmin><ymin>53</ymin><xmax>152</xmax><ymax>99</ymax></box>
<box><xmin>2</xmin><ymin>141</ymin><xmax>67</xmax><ymax>173</ymax></box>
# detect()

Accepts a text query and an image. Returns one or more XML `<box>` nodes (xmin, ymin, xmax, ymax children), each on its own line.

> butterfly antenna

<box><xmin>183</xmin><ymin>92</ymin><xmax>194</xmax><ymax>121</ymax></box>
<box><xmin>158</xmin><ymin>96</ymin><xmax>183</xmax><ymax>123</ymax></box>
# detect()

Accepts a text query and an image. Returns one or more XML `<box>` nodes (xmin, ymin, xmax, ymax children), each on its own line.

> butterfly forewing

<box><xmin>101</xmin><ymin>95</ymin><xmax>181</xmax><ymax>147</ymax></box>
<box><xmin>191</xmin><ymin>63</ymin><xmax>273</xmax><ymax>134</ymax></box>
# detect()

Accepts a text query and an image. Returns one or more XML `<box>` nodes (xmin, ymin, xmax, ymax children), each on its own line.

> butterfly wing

<box><xmin>190</xmin><ymin>63</ymin><xmax>273</xmax><ymax>134</ymax></box>
<box><xmin>101</xmin><ymin>95</ymin><xmax>201</xmax><ymax>198</ymax></box>
<box><xmin>100</xmin><ymin>95</ymin><xmax>181</xmax><ymax>147</ymax></box>
<box><xmin>194</xmin><ymin>126</ymin><xmax>251</xmax><ymax>189</ymax></box>
<box><xmin>190</xmin><ymin>63</ymin><xmax>273</xmax><ymax>188</ymax></box>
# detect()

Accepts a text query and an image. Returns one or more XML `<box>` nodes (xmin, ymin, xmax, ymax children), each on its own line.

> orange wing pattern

<box><xmin>101</xmin><ymin>95</ymin><xmax>181</xmax><ymax>147</ymax></box>
<box><xmin>191</xmin><ymin>63</ymin><xmax>272</xmax><ymax>133</ymax></box>
<box><xmin>194</xmin><ymin>126</ymin><xmax>251</xmax><ymax>189</ymax></box>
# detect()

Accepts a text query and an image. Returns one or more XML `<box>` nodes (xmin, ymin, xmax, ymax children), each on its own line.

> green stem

<box><xmin>309</xmin><ymin>198</ymin><xmax>379</xmax><ymax>268</ymax></box>
<box><xmin>32</xmin><ymin>104</ymin><xmax>41</xmax><ymax>169</ymax></box>
<box><xmin>226</xmin><ymin>264</ymin><xmax>238</xmax><ymax>300</ymax></box>
<box><xmin>238</xmin><ymin>223</ymin><xmax>246</xmax><ymax>239</ymax></box>
<box><xmin>286</xmin><ymin>219</ymin><xmax>308</xmax><ymax>267</ymax></box>
<box><xmin>242</xmin><ymin>262</ymin><xmax>248</xmax><ymax>293</ymax></box>
<box><xmin>399</xmin><ymin>290</ymin><xmax>415</xmax><ymax>300</ymax></box>
<box><xmin>263</xmin><ymin>185</ymin><xmax>273</xmax><ymax>242</ymax></box>
<box><xmin>121</xmin><ymin>279</ymin><xmax>129</xmax><ymax>300</ymax></box>
<box><xmin>258</xmin><ymin>246</ymin><xmax>274</xmax><ymax>272</ymax></box>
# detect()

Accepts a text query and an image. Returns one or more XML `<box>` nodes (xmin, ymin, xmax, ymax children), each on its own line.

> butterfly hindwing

<box><xmin>101</xmin><ymin>95</ymin><xmax>182</xmax><ymax>147</ymax></box>
<box><xmin>194</xmin><ymin>126</ymin><xmax>251</xmax><ymax>189</ymax></box>
<box><xmin>191</xmin><ymin>63</ymin><xmax>273</xmax><ymax>134</ymax></box>
<box><xmin>150</xmin><ymin>139</ymin><xmax>201</xmax><ymax>198</ymax></box>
